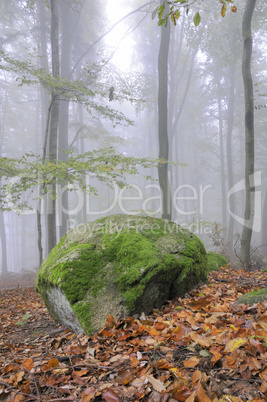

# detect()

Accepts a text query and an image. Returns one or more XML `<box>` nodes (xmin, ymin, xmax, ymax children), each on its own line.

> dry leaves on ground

<box><xmin>0</xmin><ymin>267</ymin><xmax>267</xmax><ymax>401</ymax></box>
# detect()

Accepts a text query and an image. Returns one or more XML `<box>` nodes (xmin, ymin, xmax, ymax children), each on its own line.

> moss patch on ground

<box><xmin>207</xmin><ymin>251</ymin><xmax>228</xmax><ymax>272</ymax></box>
<box><xmin>235</xmin><ymin>288</ymin><xmax>267</xmax><ymax>306</ymax></box>
<box><xmin>36</xmin><ymin>214</ymin><xmax>208</xmax><ymax>335</ymax></box>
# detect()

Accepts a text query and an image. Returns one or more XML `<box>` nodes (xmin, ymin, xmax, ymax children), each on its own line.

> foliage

<box><xmin>0</xmin><ymin>51</ymin><xmax>148</xmax><ymax>126</ymax></box>
<box><xmin>207</xmin><ymin>222</ymin><xmax>231</xmax><ymax>259</ymax></box>
<box><xmin>152</xmin><ymin>0</ymin><xmax>237</xmax><ymax>27</ymax></box>
<box><xmin>0</xmin><ymin>267</ymin><xmax>267</xmax><ymax>400</ymax></box>
<box><xmin>0</xmin><ymin>149</ymin><xmax>166</xmax><ymax>211</ymax></box>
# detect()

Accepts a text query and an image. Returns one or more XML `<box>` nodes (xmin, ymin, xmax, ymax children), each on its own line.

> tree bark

<box><xmin>0</xmin><ymin>193</ymin><xmax>8</xmax><ymax>275</ymax></box>
<box><xmin>158</xmin><ymin>2</ymin><xmax>172</xmax><ymax>220</ymax></box>
<box><xmin>215</xmin><ymin>76</ymin><xmax>227</xmax><ymax>231</ymax></box>
<box><xmin>240</xmin><ymin>0</ymin><xmax>257</xmax><ymax>270</ymax></box>
<box><xmin>226</xmin><ymin>64</ymin><xmax>237</xmax><ymax>255</ymax></box>
<box><xmin>58</xmin><ymin>0</ymin><xmax>73</xmax><ymax>238</ymax></box>
<box><xmin>47</xmin><ymin>0</ymin><xmax>60</xmax><ymax>253</ymax></box>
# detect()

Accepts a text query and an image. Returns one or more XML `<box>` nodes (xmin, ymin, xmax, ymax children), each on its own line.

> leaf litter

<box><xmin>0</xmin><ymin>267</ymin><xmax>266</xmax><ymax>401</ymax></box>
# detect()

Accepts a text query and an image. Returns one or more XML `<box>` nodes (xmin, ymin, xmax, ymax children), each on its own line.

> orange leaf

<box><xmin>221</xmin><ymin>4</ymin><xmax>226</xmax><ymax>17</ymax></box>
<box><xmin>195</xmin><ymin>383</ymin><xmax>211</xmax><ymax>401</ymax></box>
<box><xmin>101</xmin><ymin>329</ymin><xmax>113</xmax><ymax>337</ymax></box>
<box><xmin>145</xmin><ymin>326</ymin><xmax>160</xmax><ymax>337</ymax></box>
<box><xmin>75</xmin><ymin>369</ymin><xmax>89</xmax><ymax>377</ymax></box>
<box><xmin>192</xmin><ymin>370</ymin><xmax>207</xmax><ymax>387</ymax></box>
<box><xmin>259</xmin><ymin>367</ymin><xmax>267</xmax><ymax>381</ymax></box>
<box><xmin>210</xmin><ymin>346</ymin><xmax>223</xmax><ymax>363</ymax></box>
<box><xmin>23</xmin><ymin>358</ymin><xmax>34</xmax><ymax>371</ymax></box>
<box><xmin>82</xmin><ymin>387</ymin><xmax>96</xmax><ymax>402</ymax></box>
<box><xmin>47</xmin><ymin>358</ymin><xmax>60</xmax><ymax>369</ymax></box>
<box><xmin>231</xmin><ymin>6</ymin><xmax>237</xmax><ymax>12</ymax></box>
<box><xmin>106</xmin><ymin>315</ymin><xmax>115</xmax><ymax>327</ymax></box>
<box><xmin>183</xmin><ymin>356</ymin><xmax>200</xmax><ymax>368</ymax></box>
<box><xmin>189</xmin><ymin>332</ymin><xmax>210</xmax><ymax>347</ymax></box>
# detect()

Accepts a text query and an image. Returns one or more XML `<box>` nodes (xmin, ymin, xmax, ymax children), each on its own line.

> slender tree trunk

<box><xmin>240</xmin><ymin>0</ymin><xmax>257</xmax><ymax>270</ymax></box>
<box><xmin>58</xmin><ymin>0</ymin><xmax>73</xmax><ymax>238</ymax></box>
<box><xmin>0</xmin><ymin>197</ymin><xmax>8</xmax><ymax>275</ymax></box>
<box><xmin>36</xmin><ymin>0</ymin><xmax>50</xmax><ymax>261</ymax></box>
<box><xmin>47</xmin><ymin>0</ymin><xmax>60</xmax><ymax>253</ymax></box>
<box><xmin>262</xmin><ymin>190</ymin><xmax>267</xmax><ymax>255</ymax></box>
<box><xmin>215</xmin><ymin>77</ymin><xmax>227</xmax><ymax>231</ymax></box>
<box><xmin>158</xmin><ymin>2</ymin><xmax>172</xmax><ymax>220</ymax></box>
<box><xmin>226</xmin><ymin>64</ymin><xmax>237</xmax><ymax>255</ymax></box>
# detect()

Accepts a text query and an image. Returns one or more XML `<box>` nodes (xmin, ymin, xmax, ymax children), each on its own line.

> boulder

<box><xmin>207</xmin><ymin>251</ymin><xmax>228</xmax><ymax>272</ymax></box>
<box><xmin>235</xmin><ymin>288</ymin><xmax>267</xmax><ymax>306</ymax></box>
<box><xmin>36</xmin><ymin>214</ymin><xmax>208</xmax><ymax>335</ymax></box>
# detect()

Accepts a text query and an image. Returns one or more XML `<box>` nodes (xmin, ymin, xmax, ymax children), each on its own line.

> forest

<box><xmin>0</xmin><ymin>0</ymin><xmax>266</xmax><ymax>275</ymax></box>
<box><xmin>0</xmin><ymin>1</ymin><xmax>267</xmax><ymax>400</ymax></box>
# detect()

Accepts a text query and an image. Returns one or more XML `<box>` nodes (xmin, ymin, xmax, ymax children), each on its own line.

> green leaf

<box><xmin>158</xmin><ymin>4</ymin><xmax>165</xmax><ymax>19</ymax></box>
<box><xmin>158</xmin><ymin>18</ymin><xmax>166</xmax><ymax>26</ymax></box>
<box><xmin>193</xmin><ymin>12</ymin><xmax>201</xmax><ymax>26</ymax></box>
<box><xmin>152</xmin><ymin>7</ymin><xmax>158</xmax><ymax>20</ymax></box>
<box><xmin>174</xmin><ymin>10</ymin><xmax>181</xmax><ymax>19</ymax></box>
<box><xmin>199</xmin><ymin>350</ymin><xmax>211</xmax><ymax>357</ymax></box>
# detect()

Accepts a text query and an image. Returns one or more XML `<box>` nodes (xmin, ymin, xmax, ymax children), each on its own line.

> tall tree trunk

<box><xmin>240</xmin><ymin>0</ymin><xmax>257</xmax><ymax>270</ymax></box>
<box><xmin>262</xmin><ymin>190</ymin><xmax>267</xmax><ymax>255</ymax></box>
<box><xmin>47</xmin><ymin>0</ymin><xmax>60</xmax><ymax>253</ymax></box>
<box><xmin>216</xmin><ymin>77</ymin><xmax>227</xmax><ymax>231</ymax></box>
<box><xmin>36</xmin><ymin>0</ymin><xmax>50</xmax><ymax>262</ymax></box>
<box><xmin>226</xmin><ymin>64</ymin><xmax>237</xmax><ymax>256</ymax></box>
<box><xmin>0</xmin><ymin>194</ymin><xmax>8</xmax><ymax>275</ymax></box>
<box><xmin>58</xmin><ymin>0</ymin><xmax>72</xmax><ymax>238</ymax></box>
<box><xmin>158</xmin><ymin>2</ymin><xmax>172</xmax><ymax>220</ymax></box>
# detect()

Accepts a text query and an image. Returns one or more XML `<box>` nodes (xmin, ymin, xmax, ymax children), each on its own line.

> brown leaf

<box><xmin>82</xmin><ymin>387</ymin><xmax>96</xmax><ymax>402</ymax></box>
<box><xmin>189</xmin><ymin>332</ymin><xmax>211</xmax><ymax>347</ymax></box>
<box><xmin>101</xmin><ymin>388</ymin><xmax>120</xmax><ymax>402</ymax></box>
<box><xmin>183</xmin><ymin>356</ymin><xmax>199</xmax><ymax>368</ymax></box>
<box><xmin>146</xmin><ymin>374</ymin><xmax>166</xmax><ymax>392</ymax></box>
<box><xmin>23</xmin><ymin>358</ymin><xmax>34</xmax><ymax>371</ymax></box>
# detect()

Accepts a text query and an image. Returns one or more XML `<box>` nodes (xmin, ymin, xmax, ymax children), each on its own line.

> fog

<box><xmin>0</xmin><ymin>0</ymin><xmax>266</xmax><ymax>274</ymax></box>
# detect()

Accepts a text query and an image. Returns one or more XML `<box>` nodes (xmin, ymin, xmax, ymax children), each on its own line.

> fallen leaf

<box><xmin>183</xmin><ymin>356</ymin><xmax>200</xmax><ymax>368</ymax></box>
<box><xmin>146</xmin><ymin>374</ymin><xmax>166</xmax><ymax>392</ymax></box>
<box><xmin>189</xmin><ymin>332</ymin><xmax>211</xmax><ymax>347</ymax></box>
<box><xmin>224</xmin><ymin>337</ymin><xmax>247</xmax><ymax>353</ymax></box>
<box><xmin>101</xmin><ymin>388</ymin><xmax>120</xmax><ymax>402</ymax></box>
<box><xmin>82</xmin><ymin>386</ymin><xmax>96</xmax><ymax>401</ymax></box>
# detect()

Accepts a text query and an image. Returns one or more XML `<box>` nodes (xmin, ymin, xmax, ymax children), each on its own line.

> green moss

<box><xmin>235</xmin><ymin>288</ymin><xmax>267</xmax><ymax>306</ymax></box>
<box><xmin>72</xmin><ymin>301</ymin><xmax>93</xmax><ymax>335</ymax></box>
<box><xmin>207</xmin><ymin>251</ymin><xmax>227</xmax><ymax>272</ymax></box>
<box><xmin>37</xmin><ymin>214</ymin><xmax>208</xmax><ymax>335</ymax></box>
<box><xmin>37</xmin><ymin>243</ymin><xmax>106</xmax><ymax>305</ymax></box>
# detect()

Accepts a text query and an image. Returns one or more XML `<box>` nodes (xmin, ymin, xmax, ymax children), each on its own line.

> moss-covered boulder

<box><xmin>235</xmin><ymin>288</ymin><xmax>267</xmax><ymax>306</ymax></box>
<box><xmin>36</xmin><ymin>214</ymin><xmax>208</xmax><ymax>335</ymax></box>
<box><xmin>207</xmin><ymin>251</ymin><xmax>228</xmax><ymax>272</ymax></box>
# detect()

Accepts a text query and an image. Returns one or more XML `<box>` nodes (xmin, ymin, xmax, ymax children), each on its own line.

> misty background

<box><xmin>0</xmin><ymin>0</ymin><xmax>266</xmax><ymax>274</ymax></box>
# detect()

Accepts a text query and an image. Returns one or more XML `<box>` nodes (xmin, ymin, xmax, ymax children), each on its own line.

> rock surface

<box><xmin>36</xmin><ymin>214</ymin><xmax>208</xmax><ymax>335</ymax></box>
<box><xmin>235</xmin><ymin>288</ymin><xmax>267</xmax><ymax>306</ymax></box>
<box><xmin>207</xmin><ymin>251</ymin><xmax>228</xmax><ymax>272</ymax></box>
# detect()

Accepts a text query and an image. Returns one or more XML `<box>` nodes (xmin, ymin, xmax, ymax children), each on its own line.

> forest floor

<box><xmin>0</xmin><ymin>267</ymin><xmax>267</xmax><ymax>402</ymax></box>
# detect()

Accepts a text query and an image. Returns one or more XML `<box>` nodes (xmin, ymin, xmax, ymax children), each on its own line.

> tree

<box><xmin>47</xmin><ymin>0</ymin><xmax>60</xmax><ymax>253</ymax></box>
<box><xmin>239</xmin><ymin>0</ymin><xmax>257</xmax><ymax>270</ymax></box>
<box><xmin>157</xmin><ymin>1</ymin><xmax>172</xmax><ymax>220</ymax></box>
<box><xmin>0</xmin><ymin>149</ymin><xmax>165</xmax><ymax>213</ymax></box>
<box><xmin>153</xmin><ymin>0</ymin><xmax>237</xmax><ymax>27</ymax></box>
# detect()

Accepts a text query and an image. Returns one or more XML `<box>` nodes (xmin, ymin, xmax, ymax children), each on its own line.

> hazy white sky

<box><xmin>105</xmin><ymin>1</ymin><xmax>135</xmax><ymax>70</ymax></box>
